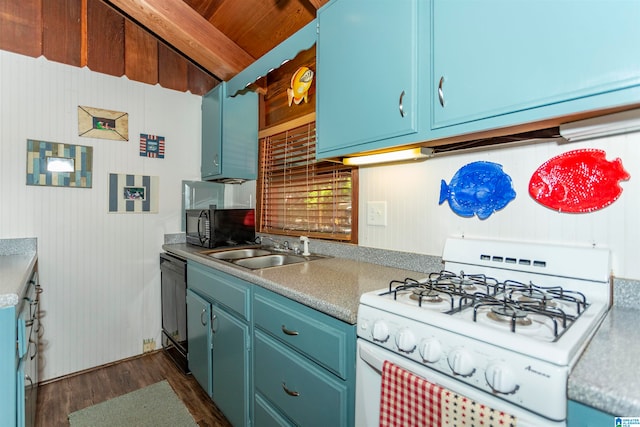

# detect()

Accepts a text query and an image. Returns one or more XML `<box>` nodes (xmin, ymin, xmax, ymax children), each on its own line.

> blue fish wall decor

<box><xmin>439</xmin><ymin>161</ymin><xmax>516</xmax><ymax>220</ymax></box>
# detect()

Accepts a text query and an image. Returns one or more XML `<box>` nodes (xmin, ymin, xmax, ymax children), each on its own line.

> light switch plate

<box><xmin>367</xmin><ymin>201</ymin><xmax>387</xmax><ymax>226</ymax></box>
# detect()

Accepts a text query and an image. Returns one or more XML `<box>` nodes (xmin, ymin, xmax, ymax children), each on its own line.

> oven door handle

<box><xmin>359</xmin><ymin>342</ymin><xmax>386</xmax><ymax>374</ymax></box>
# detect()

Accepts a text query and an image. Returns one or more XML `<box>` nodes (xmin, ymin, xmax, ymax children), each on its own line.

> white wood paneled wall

<box><xmin>359</xmin><ymin>133</ymin><xmax>640</xmax><ymax>280</ymax></box>
<box><xmin>0</xmin><ymin>50</ymin><xmax>202</xmax><ymax>381</ymax></box>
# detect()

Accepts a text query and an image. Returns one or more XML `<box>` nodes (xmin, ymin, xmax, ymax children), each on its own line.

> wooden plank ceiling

<box><xmin>0</xmin><ymin>0</ymin><xmax>328</xmax><ymax>95</ymax></box>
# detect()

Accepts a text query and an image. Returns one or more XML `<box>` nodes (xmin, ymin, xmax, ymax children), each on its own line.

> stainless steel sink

<box><xmin>207</xmin><ymin>248</ymin><xmax>273</xmax><ymax>260</ymax></box>
<box><xmin>233</xmin><ymin>254</ymin><xmax>309</xmax><ymax>269</ymax></box>
<box><xmin>203</xmin><ymin>246</ymin><xmax>327</xmax><ymax>269</ymax></box>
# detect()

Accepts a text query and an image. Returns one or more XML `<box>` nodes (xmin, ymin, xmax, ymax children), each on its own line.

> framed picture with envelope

<box><xmin>78</xmin><ymin>106</ymin><xmax>129</xmax><ymax>141</ymax></box>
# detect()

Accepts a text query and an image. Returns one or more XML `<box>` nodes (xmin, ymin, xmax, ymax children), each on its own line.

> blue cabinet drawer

<box><xmin>187</xmin><ymin>261</ymin><xmax>250</xmax><ymax>320</ymax></box>
<box><xmin>254</xmin><ymin>394</ymin><xmax>295</xmax><ymax>427</ymax></box>
<box><xmin>253</xmin><ymin>287</ymin><xmax>355</xmax><ymax>379</ymax></box>
<box><xmin>254</xmin><ymin>331</ymin><xmax>349</xmax><ymax>427</ymax></box>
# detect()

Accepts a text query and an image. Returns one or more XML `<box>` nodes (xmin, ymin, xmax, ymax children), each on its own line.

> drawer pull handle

<box><xmin>398</xmin><ymin>90</ymin><xmax>406</xmax><ymax>117</ymax></box>
<box><xmin>282</xmin><ymin>382</ymin><xmax>300</xmax><ymax>397</ymax></box>
<box><xmin>211</xmin><ymin>314</ymin><xmax>218</xmax><ymax>333</ymax></box>
<box><xmin>281</xmin><ymin>325</ymin><xmax>299</xmax><ymax>336</ymax></box>
<box><xmin>438</xmin><ymin>76</ymin><xmax>445</xmax><ymax>107</ymax></box>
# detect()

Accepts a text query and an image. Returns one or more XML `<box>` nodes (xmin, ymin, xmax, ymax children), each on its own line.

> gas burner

<box><xmin>488</xmin><ymin>305</ymin><xmax>533</xmax><ymax>326</ymax></box>
<box><xmin>410</xmin><ymin>288</ymin><xmax>443</xmax><ymax>304</ymax></box>
<box><xmin>517</xmin><ymin>293</ymin><xmax>558</xmax><ymax>308</ymax></box>
<box><xmin>429</xmin><ymin>270</ymin><xmax>500</xmax><ymax>295</ymax></box>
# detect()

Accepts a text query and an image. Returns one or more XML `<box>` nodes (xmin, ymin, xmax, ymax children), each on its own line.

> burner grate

<box><xmin>381</xmin><ymin>271</ymin><xmax>590</xmax><ymax>340</ymax></box>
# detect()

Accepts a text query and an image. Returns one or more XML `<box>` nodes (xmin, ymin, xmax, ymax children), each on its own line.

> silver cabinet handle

<box><xmin>438</xmin><ymin>76</ymin><xmax>445</xmax><ymax>107</ymax></box>
<box><xmin>281</xmin><ymin>325</ymin><xmax>299</xmax><ymax>336</ymax></box>
<box><xmin>200</xmin><ymin>309</ymin><xmax>207</xmax><ymax>326</ymax></box>
<box><xmin>398</xmin><ymin>90</ymin><xmax>406</xmax><ymax>117</ymax></box>
<box><xmin>211</xmin><ymin>314</ymin><xmax>218</xmax><ymax>333</ymax></box>
<box><xmin>282</xmin><ymin>382</ymin><xmax>300</xmax><ymax>397</ymax></box>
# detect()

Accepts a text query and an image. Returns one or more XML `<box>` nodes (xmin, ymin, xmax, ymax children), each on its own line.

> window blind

<box><xmin>257</xmin><ymin>120</ymin><xmax>357</xmax><ymax>242</ymax></box>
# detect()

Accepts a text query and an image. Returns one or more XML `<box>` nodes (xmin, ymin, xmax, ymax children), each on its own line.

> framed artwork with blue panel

<box><xmin>26</xmin><ymin>139</ymin><xmax>93</xmax><ymax>188</ymax></box>
<box><xmin>108</xmin><ymin>173</ymin><xmax>159</xmax><ymax>213</ymax></box>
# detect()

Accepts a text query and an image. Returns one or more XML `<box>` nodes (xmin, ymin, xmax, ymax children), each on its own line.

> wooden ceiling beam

<box><xmin>305</xmin><ymin>0</ymin><xmax>330</xmax><ymax>10</ymax></box>
<box><xmin>104</xmin><ymin>0</ymin><xmax>255</xmax><ymax>80</ymax></box>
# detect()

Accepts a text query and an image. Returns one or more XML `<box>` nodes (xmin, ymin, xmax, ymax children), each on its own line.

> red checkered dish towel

<box><xmin>379</xmin><ymin>361</ymin><xmax>443</xmax><ymax>427</ymax></box>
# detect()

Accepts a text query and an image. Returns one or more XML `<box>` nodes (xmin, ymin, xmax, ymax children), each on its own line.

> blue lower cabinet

<box><xmin>252</xmin><ymin>286</ymin><xmax>356</xmax><ymax>427</ymax></box>
<box><xmin>568</xmin><ymin>401</ymin><xmax>616</xmax><ymax>427</ymax></box>
<box><xmin>210</xmin><ymin>305</ymin><xmax>250</xmax><ymax>427</ymax></box>
<box><xmin>186</xmin><ymin>262</ymin><xmax>251</xmax><ymax>427</ymax></box>
<box><xmin>186</xmin><ymin>289</ymin><xmax>212</xmax><ymax>395</ymax></box>
<box><xmin>186</xmin><ymin>261</ymin><xmax>356</xmax><ymax>426</ymax></box>
<box><xmin>1</xmin><ymin>264</ymin><xmax>38</xmax><ymax>427</ymax></box>
<box><xmin>254</xmin><ymin>331</ymin><xmax>350</xmax><ymax>427</ymax></box>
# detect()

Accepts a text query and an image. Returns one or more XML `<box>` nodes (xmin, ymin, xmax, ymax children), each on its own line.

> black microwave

<box><xmin>185</xmin><ymin>208</ymin><xmax>256</xmax><ymax>248</ymax></box>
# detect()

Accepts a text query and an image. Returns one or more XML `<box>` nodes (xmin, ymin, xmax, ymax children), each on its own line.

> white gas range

<box><xmin>356</xmin><ymin>237</ymin><xmax>611</xmax><ymax>426</ymax></box>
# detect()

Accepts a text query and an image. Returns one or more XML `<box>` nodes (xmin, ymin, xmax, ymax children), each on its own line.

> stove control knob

<box><xmin>447</xmin><ymin>348</ymin><xmax>475</xmax><ymax>377</ymax></box>
<box><xmin>371</xmin><ymin>320</ymin><xmax>390</xmax><ymax>343</ymax></box>
<box><xmin>395</xmin><ymin>329</ymin><xmax>416</xmax><ymax>353</ymax></box>
<box><xmin>485</xmin><ymin>364</ymin><xmax>519</xmax><ymax>394</ymax></box>
<box><xmin>418</xmin><ymin>338</ymin><xmax>442</xmax><ymax>363</ymax></box>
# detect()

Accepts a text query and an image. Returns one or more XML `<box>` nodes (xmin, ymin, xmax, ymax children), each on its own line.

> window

<box><xmin>257</xmin><ymin>118</ymin><xmax>357</xmax><ymax>243</ymax></box>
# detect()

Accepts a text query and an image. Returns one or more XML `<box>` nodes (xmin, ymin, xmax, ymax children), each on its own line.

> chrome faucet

<box><xmin>262</xmin><ymin>236</ymin><xmax>289</xmax><ymax>252</ymax></box>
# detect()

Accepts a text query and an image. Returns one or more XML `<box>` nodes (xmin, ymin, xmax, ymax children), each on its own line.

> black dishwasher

<box><xmin>160</xmin><ymin>252</ymin><xmax>189</xmax><ymax>373</ymax></box>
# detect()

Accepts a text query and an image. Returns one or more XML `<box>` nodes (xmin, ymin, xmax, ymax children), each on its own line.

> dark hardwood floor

<box><xmin>35</xmin><ymin>350</ymin><xmax>232</xmax><ymax>427</ymax></box>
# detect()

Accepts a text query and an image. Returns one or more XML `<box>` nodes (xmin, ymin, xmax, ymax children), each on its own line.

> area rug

<box><xmin>68</xmin><ymin>380</ymin><xmax>197</xmax><ymax>427</ymax></box>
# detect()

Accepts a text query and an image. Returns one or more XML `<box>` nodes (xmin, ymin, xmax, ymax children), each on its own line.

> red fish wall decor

<box><xmin>528</xmin><ymin>149</ymin><xmax>630</xmax><ymax>213</ymax></box>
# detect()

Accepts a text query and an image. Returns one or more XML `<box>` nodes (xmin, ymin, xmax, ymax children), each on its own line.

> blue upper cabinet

<box><xmin>201</xmin><ymin>81</ymin><xmax>258</xmax><ymax>181</ymax></box>
<box><xmin>316</xmin><ymin>0</ymin><xmax>429</xmax><ymax>158</ymax></box>
<box><xmin>432</xmin><ymin>0</ymin><xmax>640</xmax><ymax>131</ymax></box>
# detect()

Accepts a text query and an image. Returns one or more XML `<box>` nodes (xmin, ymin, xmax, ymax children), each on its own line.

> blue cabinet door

<box><xmin>432</xmin><ymin>0</ymin><xmax>640</xmax><ymax>130</ymax></box>
<box><xmin>211</xmin><ymin>304</ymin><xmax>250</xmax><ymax>427</ymax></box>
<box><xmin>186</xmin><ymin>289</ymin><xmax>212</xmax><ymax>396</ymax></box>
<box><xmin>317</xmin><ymin>0</ymin><xmax>424</xmax><ymax>157</ymax></box>
<box><xmin>201</xmin><ymin>85</ymin><xmax>223</xmax><ymax>178</ymax></box>
<box><xmin>201</xmin><ymin>81</ymin><xmax>258</xmax><ymax>181</ymax></box>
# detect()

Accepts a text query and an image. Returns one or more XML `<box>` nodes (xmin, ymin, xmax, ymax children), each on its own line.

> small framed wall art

<box><xmin>26</xmin><ymin>139</ymin><xmax>93</xmax><ymax>188</ymax></box>
<box><xmin>108</xmin><ymin>173</ymin><xmax>159</xmax><ymax>213</ymax></box>
<box><xmin>78</xmin><ymin>106</ymin><xmax>129</xmax><ymax>141</ymax></box>
<box><xmin>140</xmin><ymin>134</ymin><xmax>165</xmax><ymax>158</ymax></box>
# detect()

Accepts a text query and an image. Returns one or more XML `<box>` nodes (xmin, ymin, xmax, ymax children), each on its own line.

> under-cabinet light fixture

<box><xmin>342</xmin><ymin>147</ymin><xmax>434</xmax><ymax>166</ymax></box>
<box><xmin>559</xmin><ymin>108</ymin><xmax>640</xmax><ymax>142</ymax></box>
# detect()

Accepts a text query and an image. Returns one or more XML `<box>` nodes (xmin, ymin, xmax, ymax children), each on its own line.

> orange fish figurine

<box><xmin>287</xmin><ymin>66</ymin><xmax>314</xmax><ymax>106</ymax></box>
<box><xmin>528</xmin><ymin>148</ymin><xmax>630</xmax><ymax>213</ymax></box>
